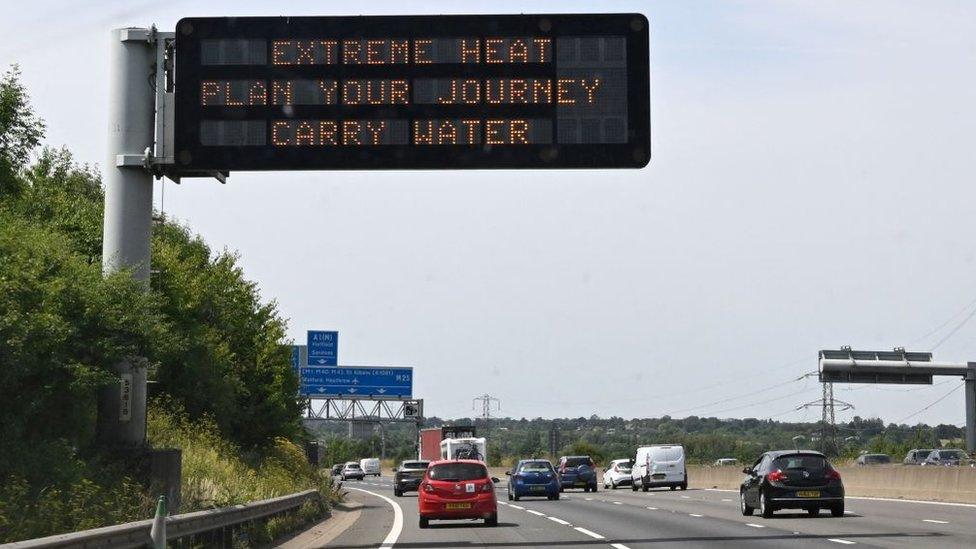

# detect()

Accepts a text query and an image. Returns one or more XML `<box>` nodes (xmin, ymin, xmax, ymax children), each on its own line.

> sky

<box><xmin>3</xmin><ymin>1</ymin><xmax>976</xmax><ymax>428</ymax></box>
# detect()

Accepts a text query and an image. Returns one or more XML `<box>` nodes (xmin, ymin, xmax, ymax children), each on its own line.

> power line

<box><xmin>930</xmin><ymin>305</ymin><xmax>976</xmax><ymax>351</ymax></box>
<box><xmin>665</xmin><ymin>371</ymin><xmax>817</xmax><ymax>416</ymax></box>
<box><xmin>910</xmin><ymin>293</ymin><xmax>976</xmax><ymax>346</ymax></box>
<box><xmin>895</xmin><ymin>382</ymin><xmax>964</xmax><ymax>424</ymax></box>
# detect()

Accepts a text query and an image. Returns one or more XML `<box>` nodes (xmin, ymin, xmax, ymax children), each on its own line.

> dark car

<box><xmin>393</xmin><ymin>460</ymin><xmax>430</xmax><ymax>496</ymax></box>
<box><xmin>507</xmin><ymin>459</ymin><xmax>560</xmax><ymax>501</ymax></box>
<box><xmin>330</xmin><ymin>464</ymin><xmax>344</xmax><ymax>477</ymax></box>
<box><xmin>556</xmin><ymin>455</ymin><xmax>598</xmax><ymax>492</ymax></box>
<box><xmin>740</xmin><ymin>450</ymin><xmax>844</xmax><ymax>518</ymax></box>
<box><xmin>854</xmin><ymin>453</ymin><xmax>891</xmax><ymax>466</ymax></box>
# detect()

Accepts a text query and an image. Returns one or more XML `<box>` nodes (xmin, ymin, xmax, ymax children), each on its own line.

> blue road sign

<box><xmin>301</xmin><ymin>366</ymin><xmax>413</xmax><ymax>398</ymax></box>
<box><xmin>307</xmin><ymin>331</ymin><xmax>338</xmax><ymax>366</ymax></box>
<box><xmin>290</xmin><ymin>346</ymin><xmax>301</xmax><ymax>375</ymax></box>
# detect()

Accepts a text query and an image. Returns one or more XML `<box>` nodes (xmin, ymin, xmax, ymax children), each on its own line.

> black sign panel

<box><xmin>174</xmin><ymin>14</ymin><xmax>649</xmax><ymax>171</ymax></box>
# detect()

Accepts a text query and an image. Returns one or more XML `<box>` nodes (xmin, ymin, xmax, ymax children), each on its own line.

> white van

<box><xmin>631</xmin><ymin>445</ymin><xmax>687</xmax><ymax>491</ymax></box>
<box><xmin>360</xmin><ymin>457</ymin><xmax>381</xmax><ymax>477</ymax></box>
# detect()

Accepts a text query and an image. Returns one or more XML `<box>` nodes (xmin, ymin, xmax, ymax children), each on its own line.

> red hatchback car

<box><xmin>418</xmin><ymin>459</ymin><xmax>499</xmax><ymax>528</ymax></box>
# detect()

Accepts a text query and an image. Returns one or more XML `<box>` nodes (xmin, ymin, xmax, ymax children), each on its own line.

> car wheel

<box><xmin>507</xmin><ymin>489</ymin><xmax>513</xmax><ymax>501</ymax></box>
<box><xmin>419</xmin><ymin>517</ymin><xmax>429</xmax><ymax>529</ymax></box>
<box><xmin>592</xmin><ymin>484</ymin><xmax>598</xmax><ymax>492</ymax></box>
<box><xmin>680</xmin><ymin>483</ymin><xmax>688</xmax><ymax>491</ymax></box>
<box><xmin>740</xmin><ymin>491</ymin><xmax>754</xmax><ymax>516</ymax></box>
<box><xmin>583</xmin><ymin>486</ymin><xmax>589</xmax><ymax>493</ymax></box>
<box><xmin>611</xmin><ymin>481</ymin><xmax>617</xmax><ymax>490</ymax></box>
<box><xmin>394</xmin><ymin>489</ymin><xmax>402</xmax><ymax>497</ymax></box>
<box><xmin>551</xmin><ymin>493</ymin><xmax>560</xmax><ymax>501</ymax></box>
<box><xmin>807</xmin><ymin>507</ymin><xmax>820</xmax><ymax>517</ymax></box>
<box><xmin>513</xmin><ymin>493</ymin><xmax>520</xmax><ymax>502</ymax></box>
<box><xmin>631</xmin><ymin>481</ymin><xmax>638</xmax><ymax>492</ymax></box>
<box><xmin>669</xmin><ymin>486</ymin><xmax>676</xmax><ymax>491</ymax></box>
<box><xmin>486</xmin><ymin>513</ymin><xmax>498</xmax><ymax>527</ymax></box>
<box><xmin>831</xmin><ymin>502</ymin><xmax>845</xmax><ymax>517</ymax></box>
<box><xmin>760</xmin><ymin>489</ymin><xmax>775</xmax><ymax>518</ymax></box>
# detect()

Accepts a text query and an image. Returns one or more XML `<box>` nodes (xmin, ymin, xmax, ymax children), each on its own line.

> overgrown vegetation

<box><xmin>0</xmin><ymin>65</ymin><xmax>321</xmax><ymax>542</ymax></box>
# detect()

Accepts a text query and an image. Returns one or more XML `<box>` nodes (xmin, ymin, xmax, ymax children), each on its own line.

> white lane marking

<box><xmin>574</xmin><ymin>527</ymin><xmax>605</xmax><ymax>539</ymax></box>
<box><xmin>497</xmin><ymin>501</ymin><xmax>509</xmax><ymax>506</ymax></box>
<box><xmin>585</xmin><ymin>497</ymin><xmax>593</xmax><ymax>501</ymax></box>
<box><xmin>681</xmin><ymin>496</ymin><xmax>690</xmax><ymax>499</ymax></box>
<box><xmin>646</xmin><ymin>506</ymin><xmax>658</xmax><ymax>510</ymax></box>
<box><xmin>745</xmin><ymin>523</ymin><xmax>765</xmax><ymax>528</ymax></box>
<box><xmin>704</xmin><ymin>488</ymin><xmax>736</xmax><ymax>492</ymax></box>
<box><xmin>612</xmin><ymin>501</ymin><xmax>623</xmax><ymax>505</ymax></box>
<box><xmin>527</xmin><ymin>509</ymin><xmax>546</xmax><ymax>516</ymax></box>
<box><xmin>721</xmin><ymin>499</ymin><xmax>732</xmax><ymax>502</ymax></box>
<box><xmin>689</xmin><ymin>513</ymin><xmax>704</xmax><ymax>517</ymax></box>
<box><xmin>923</xmin><ymin>519</ymin><xmax>949</xmax><ymax>524</ymax></box>
<box><xmin>548</xmin><ymin>516</ymin><xmax>571</xmax><ymax>525</ymax></box>
<box><xmin>345</xmin><ymin>487</ymin><xmax>402</xmax><ymax>549</ymax></box>
<box><xmin>611</xmin><ymin>544</ymin><xmax>631</xmax><ymax>549</ymax></box>
<box><xmin>509</xmin><ymin>504</ymin><xmax>525</xmax><ymax>510</ymax></box>
<box><xmin>828</xmin><ymin>539</ymin><xmax>856</xmax><ymax>545</ymax></box>
<box><xmin>844</xmin><ymin>496</ymin><xmax>976</xmax><ymax>509</ymax></box>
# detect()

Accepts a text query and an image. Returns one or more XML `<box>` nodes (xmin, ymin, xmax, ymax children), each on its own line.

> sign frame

<box><xmin>173</xmin><ymin>13</ymin><xmax>650</xmax><ymax>171</ymax></box>
<box><xmin>307</xmin><ymin>330</ymin><xmax>338</xmax><ymax>366</ymax></box>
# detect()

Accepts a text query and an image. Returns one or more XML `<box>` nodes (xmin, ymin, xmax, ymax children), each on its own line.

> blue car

<box><xmin>507</xmin><ymin>459</ymin><xmax>560</xmax><ymax>501</ymax></box>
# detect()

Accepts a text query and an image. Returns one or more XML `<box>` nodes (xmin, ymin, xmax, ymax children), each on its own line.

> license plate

<box><xmin>796</xmin><ymin>491</ymin><xmax>820</xmax><ymax>498</ymax></box>
<box><xmin>530</xmin><ymin>485</ymin><xmax>546</xmax><ymax>491</ymax></box>
<box><xmin>575</xmin><ymin>481</ymin><xmax>587</xmax><ymax>486</ymax></box>
<box><xmin>445</xmin><ymin>503</ymin><xmax>472</xmax><ymax>510</ymax></box>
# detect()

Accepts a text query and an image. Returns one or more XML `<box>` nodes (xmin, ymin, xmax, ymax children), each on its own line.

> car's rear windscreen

<box><xmin>402</xmin><ymin>461</ymin><xmax>429</xmax><ymax>469</ymax></box>
<box><xmin>520</xmin><ymin>461</ymin><xmax>554</xmax><ymax>472</ymax></box>
<box><xmin>429</xmin><ymin>462</ymin><xmax>488</xmax><ymax>481</ymax></box>
<box><xmin>773</xmin><ymin>455</ymin><xmax>829</xmax><ymax>472</ymax></box>
<box><xmin>564</xmin><ymin>457</ymin><xmax>594</xmax><ymax>467</ymax></box>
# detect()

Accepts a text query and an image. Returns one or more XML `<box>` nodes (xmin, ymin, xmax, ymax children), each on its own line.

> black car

<box><xmin>393</xmin><ymin>460</ymin><xmax>430</xmax><ymax>496</ymax></box>
<box><xmin>556</xmin><ymin>455</ymin><xmax>598</xmax><ymax>492</ymax></box>
<box><xmin>740</xmin><ymin>450</ymin><xmax>844</xmax><ymax>518</ymax></box>
<box><xmin>330</xmin><ymin>464</ymin><xmax>344</xmax><ymax>477</ymax></box>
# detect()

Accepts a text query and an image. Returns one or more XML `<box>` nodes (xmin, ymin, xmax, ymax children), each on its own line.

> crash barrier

<box><xmin>2</xmin><ymin>489</ymin><xmax>320</xmax><ymax>549</ymax></box>
<box><xmin>689</xmin><ymin>465</ymin><xmax>976</xmax><ymax>504</ymax></box>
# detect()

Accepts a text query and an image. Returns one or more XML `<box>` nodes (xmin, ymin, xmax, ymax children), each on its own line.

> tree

<box><xmin>0</xmin><ymin>65</ymin><xmax>44</xmax><ymax>195</ymax></box>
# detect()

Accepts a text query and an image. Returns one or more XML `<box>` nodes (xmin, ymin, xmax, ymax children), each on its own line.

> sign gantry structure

<box><xmin>99</xmin><ymin>14</ymin><xmax>649</xmax><ymax>446</ymax></box>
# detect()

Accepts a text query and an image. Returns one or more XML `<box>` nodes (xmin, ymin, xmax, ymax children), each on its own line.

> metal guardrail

<box><xmin>3</xmin><ymin>490</ymin><xmax>320</xmax><ymax>549</ymax></box>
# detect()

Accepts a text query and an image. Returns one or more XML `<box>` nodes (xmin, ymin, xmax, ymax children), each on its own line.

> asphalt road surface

<box><xmin>304</xmin><ymin>475</ymin><xmax>976</xmax><ymax>548</ymax></box>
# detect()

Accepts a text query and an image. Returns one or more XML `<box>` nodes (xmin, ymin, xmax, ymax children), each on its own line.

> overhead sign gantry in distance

<box><xmin>173</xmin><ymin>14</ymin><xmax>650</xmax><ymax>170</ymax></box>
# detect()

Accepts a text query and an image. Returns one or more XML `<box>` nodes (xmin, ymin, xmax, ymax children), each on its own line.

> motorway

<box><xmin>296</xmin><ymin>475</ymin><xmax>976</xmax><ymax>548</ymax></box>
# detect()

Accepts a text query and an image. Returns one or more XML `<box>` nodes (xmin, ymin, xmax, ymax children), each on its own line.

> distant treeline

<box><xmin>308</xmin><ymin>414</ymin><xmax>964</xmax><ymax>467</ymax></box>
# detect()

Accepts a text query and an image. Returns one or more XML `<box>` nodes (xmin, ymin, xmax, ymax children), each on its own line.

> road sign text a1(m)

<box><xmin>307</xmin><ymin>330</ymin><xmax>338</xmax><ymax>366</ymax></box>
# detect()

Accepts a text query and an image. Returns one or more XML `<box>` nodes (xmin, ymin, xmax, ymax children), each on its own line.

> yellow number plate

<box><xmin>445</xmin><ymin>503</ymin><xmax>472</xmax><ymax>510</ymax></box>
<box><xmin>796</xmin><ymin>491</ymin><xmax>820</xmax><ymax>498</ymax></box>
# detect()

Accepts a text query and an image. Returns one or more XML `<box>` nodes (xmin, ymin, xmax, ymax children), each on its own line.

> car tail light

<box><xmin>613</xmin><ymin>465</ymin><xmax>619</xmax><ymax>472</ymax></box>
<box><xmin>423</xmin><ymin>482</ymin><xmax>434</xmax><ymax>493</ymax></box>
<box><xmin>827</xmin><ymin>469</ymin><xmax>842</xmax><ymax>481</ymax></box>
<box><xmin>767</xmin><ymin>469</ymin><xmax>786</xmax><ymax>482</ymax></box>
<box><xmin>481</xmin><ymin>482</ymin><xmax>493</xmax><ymax>492</ymax></box>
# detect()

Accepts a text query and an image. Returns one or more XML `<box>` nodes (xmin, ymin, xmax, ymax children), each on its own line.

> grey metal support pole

<box><xmin>966</xmin><ymin>364</ymin><xmax>976</xmax><ymax>454</ymax></box>
<box><xmin>97</xmin><ymin>27</ymin><xmax>156</xmax><ymax>447</ymax></box>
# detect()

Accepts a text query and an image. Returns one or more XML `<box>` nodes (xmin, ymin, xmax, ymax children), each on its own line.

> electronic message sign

<box><xmin>174</xmin><ymin>14</ymin><xmax>650</xmax><ymax>170</ymax></box>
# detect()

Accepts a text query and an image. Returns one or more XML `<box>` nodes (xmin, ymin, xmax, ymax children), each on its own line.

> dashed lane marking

<box><xmin>573</xmin><ymin>527</ymin><xmax>605</xmax><ymax>539</ymax></box>
<box><xmin>646</xmin><ymin>506</ymin><xmax>658</xmax><ymax>510</ymax></box>
<box><xmin>610</xmin><ymin>544</ymin><xmax>631</xmax><ymax>549</ymax></box>
<box><xmin>827</xmin><ymin>539</ymin><xmax>856</xmax><ymax>545</ymax></box>
<box><xmin>681</xmin><ymin>496</ymin><xmax>690</xmax><ymax>499</ymax></box>
<box><xmin>527</xmin><ymin>509</ymin><xmax>546</xmax><ymax>516</ymax></box>
<box><xmin>585</xmin><ymin>497</ymin><xmax>593</xmax><ymax>501</ymax></box>
<box><xmin>721</xmin><ymin>499</ymin><xmax>732</xmax><ymax>502</ymax></box>
<box><xmin>548</xmin><ymin>516</ymin><xmax>571</xmax><ymax>525</ymax></box>
<box><xmin>509</xmin><ymin>504</ymin><xmax>525</xmax><ymax>510</ymax></box>
<box><xmin>923</xmin><ymin>519</ymin><xmax>949</xmax><ymax>524</ymax></box>
<box><xmin>745</xmin><ymin>523</ymin><xmax>764</xmax><ymax>528</ymax></box>
<box><xmin>689</xmin><ymin>514</ymin><xmax>704</xmax><ymax>517</ymax></box>
<box><xmin>497</xmin><ymin>501</ymin><xmax>508</xmax><ymax>506</ymax></box>
<box><xmin>612</xmin><ymin>501</ymin><xmax>622</xmax><ymax>505</ymax></box>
